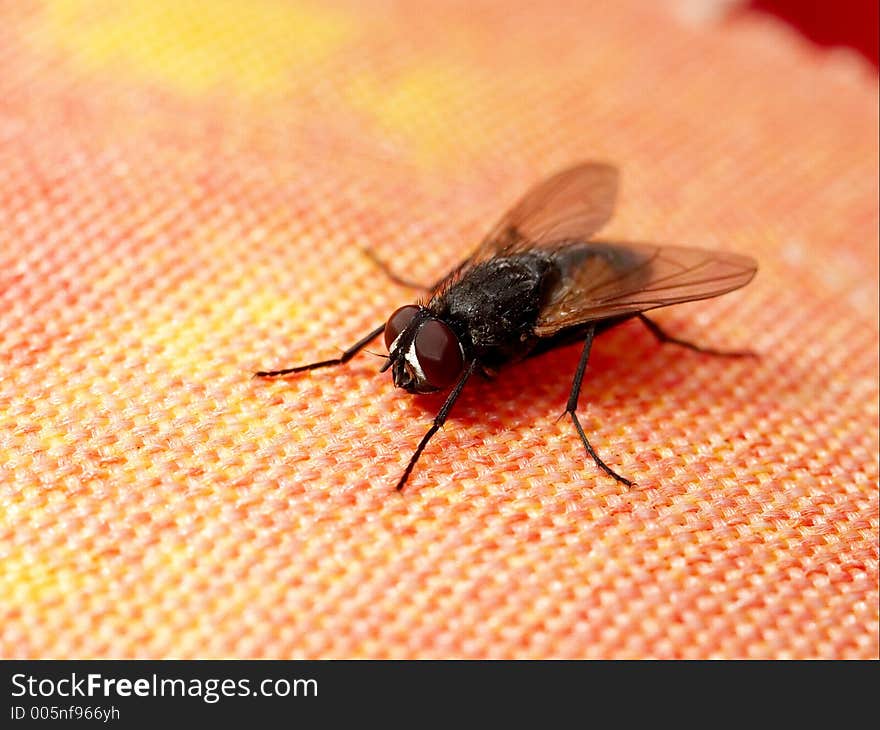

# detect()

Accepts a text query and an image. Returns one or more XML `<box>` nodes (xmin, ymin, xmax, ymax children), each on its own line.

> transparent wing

<box><xmin>534</xmin><ymin>241</ymin><xmax>758</xmax><ymax>335</ymax></box>
<box><xmin>467</xmin><ymin>162</ymin><xmax>619</xmax><ymax>264</ymax></box>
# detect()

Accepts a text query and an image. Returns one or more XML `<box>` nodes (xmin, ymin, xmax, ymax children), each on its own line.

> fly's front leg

<box><xmin>564</xmin><ymin>325</ymin><xmax>633</xmax><ymax>487</ymax></box>
<box><xmin>397</xmin><ymin>359</ymin><xmax>478</xmax><ymax>491</ymax></box>
<box><xmin>254</xmin><ymin>323</ymin><xmax>386</xmax><ymax>378</ymax></box>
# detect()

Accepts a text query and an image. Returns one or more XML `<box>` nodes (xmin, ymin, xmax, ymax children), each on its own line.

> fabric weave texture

<box><xmin>0</xmin><ymin>0</ymin><xmax>877</xmax><ymax>658</ymax></box>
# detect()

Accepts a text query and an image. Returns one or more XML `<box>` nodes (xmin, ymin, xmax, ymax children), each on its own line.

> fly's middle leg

<box><xmin>563</xmin><ymin>325</ymin><xmax>633</xmax><ymax>487</ymax></box>
<box><xmin>362</xmin><ymin>248</ymin><xmax>433</xmax><ymax>291</ymax></box>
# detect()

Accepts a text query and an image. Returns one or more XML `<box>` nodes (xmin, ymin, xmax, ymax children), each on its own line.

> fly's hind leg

<box><xmin>564</xmin><ymin>325</ymin><xmax>633</xmax><ymax>487</ymax></box>
<box><xmin>638</xmin><ymin>314</ymin><xmax>756</xmax><ymax>358</ymax></box>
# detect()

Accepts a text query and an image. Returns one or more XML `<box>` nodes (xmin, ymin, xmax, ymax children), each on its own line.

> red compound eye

<box><xmin>414</xmin><ymin>319</ymin><xmax>463</xmax><ymax>390</ymax></box>
<box><xmin>384</xmin><ymin>305</ymin><xmax>420</xmax><ymax>351</ymax></box>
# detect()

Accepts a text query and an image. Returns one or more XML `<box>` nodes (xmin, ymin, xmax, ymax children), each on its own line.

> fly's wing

<box><xmin>534</xmin><ymin>241</ymin><xmax>758</xmax><ymax>336</ymax></box>
<box><xmin>464</xmin><ymin>162</ymin><xmax>619</xmax><ymax>266</ymax></box>
<box><xmin>432</xmin><ymin>163</ymin><xmax>756</xmax><ymax>329</ymax></box>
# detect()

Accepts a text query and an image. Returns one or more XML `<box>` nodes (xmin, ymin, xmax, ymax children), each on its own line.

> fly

<box><xmin>255</xmin><ymin>163</ymin><xmax>758</xmax><ymax>491</ymax></box>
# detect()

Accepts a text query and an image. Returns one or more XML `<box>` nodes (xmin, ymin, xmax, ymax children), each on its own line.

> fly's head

<box><xmin>382</xmin><ymin>305</ymin><xmax>465</xmax><ymax>394</ymax></box>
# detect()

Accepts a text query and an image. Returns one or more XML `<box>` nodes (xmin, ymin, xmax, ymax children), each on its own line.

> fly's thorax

<box><xmin>433</xmin><ymin>254</ymin><xmax>555</xmax><ymax>359</ymax></box>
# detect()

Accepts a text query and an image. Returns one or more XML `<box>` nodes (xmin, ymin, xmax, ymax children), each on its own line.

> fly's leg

<box><xmin>564</xmin><ymin>325</ymin><xmax>633</xmax><ymax>487</ymax></box>
<box><xmin>362</xmin><ymin>248</ymin><xmax>433</xmax><ymax>292</ymax></box>
<box><xmin>254</xmin><ymin>324</ymin><xmax>386</xmax><ymax>378</ymax></box>
<box><xmin>638</xmin><ymin>314</ymin><xmax>756</xmax><ymax>358</ymax></box>
<box><xmin>397</xmin><ymin>359</ymin><xmax>478</xmax><ymax>491</ymax></box>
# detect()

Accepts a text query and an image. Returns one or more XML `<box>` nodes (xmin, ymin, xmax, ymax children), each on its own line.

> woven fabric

<box><xmin>0</xmin><ymin>0</ymin><xmax>877</xmax><ymax>659</ymax></box>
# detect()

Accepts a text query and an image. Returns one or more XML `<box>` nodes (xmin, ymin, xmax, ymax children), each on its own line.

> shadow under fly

<box><xmin>255</xmin><ymin>162</ymin><xmax>757</xmax><ymax>491</ymax></box>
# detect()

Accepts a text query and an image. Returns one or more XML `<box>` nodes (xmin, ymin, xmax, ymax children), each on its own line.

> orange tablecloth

<box><xmin>1</xmin><ymin>0</ymin><xmax>877</xmax><ymax>658</ymax></box>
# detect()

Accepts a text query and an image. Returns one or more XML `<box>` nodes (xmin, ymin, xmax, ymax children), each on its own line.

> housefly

<box><xmin>255</xmin><ymin>163</ymin><xmax>757</xmax><ymax>491</ymax></box>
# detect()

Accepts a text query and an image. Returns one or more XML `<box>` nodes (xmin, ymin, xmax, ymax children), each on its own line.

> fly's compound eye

<box><xmin>385</xmin><ymin>305</ymin><xmax>420</xmax><ymax>351</ymax></box>
<box><xmin>414</xmin><ymin>319</ymin><xmax>463</xmax><ymax>390</ymax></box>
